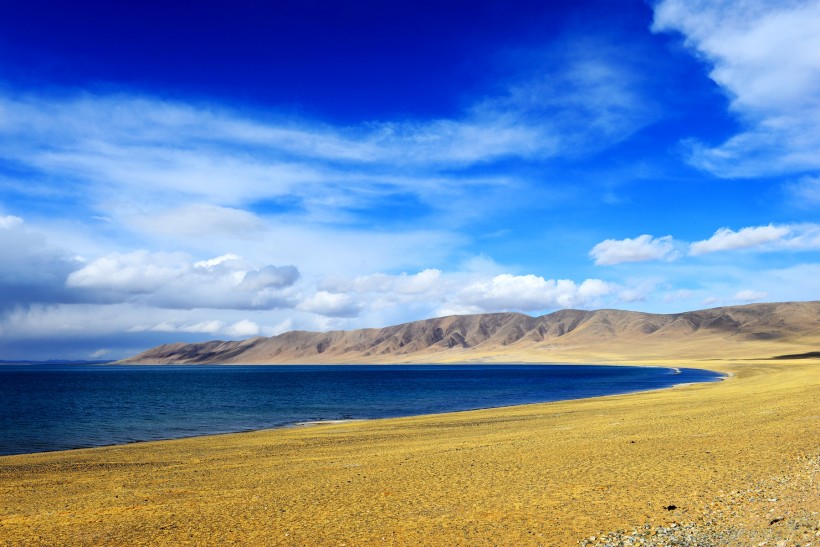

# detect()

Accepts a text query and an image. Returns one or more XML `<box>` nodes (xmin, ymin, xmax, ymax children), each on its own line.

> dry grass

<box><xmin>1</xmin><ymin>356</ymin><xmax>818</xmax><ymax>545</ymax></box>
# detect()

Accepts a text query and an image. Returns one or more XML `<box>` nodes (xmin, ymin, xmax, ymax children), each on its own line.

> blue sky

<box><xmin>1</xmin><ymin>0</ymin><xmax>819</xmax><ymax>360</ymax></box>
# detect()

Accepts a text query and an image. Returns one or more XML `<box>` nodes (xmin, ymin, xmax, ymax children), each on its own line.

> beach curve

<box><xmin>0</xmin><ymin>358</ymin><xmax>817</xmax><ymax>545</ymax></box>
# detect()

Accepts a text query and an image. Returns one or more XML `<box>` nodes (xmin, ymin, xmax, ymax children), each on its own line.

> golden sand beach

<box><xmin>1</xmin><ymin>356</ymin><xmax>818</xmax><ymax>545</ymax></box>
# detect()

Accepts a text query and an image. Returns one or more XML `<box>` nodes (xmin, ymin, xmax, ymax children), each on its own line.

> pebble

<box><xmin>584</xmin><ymin>456</ymin><xmax>820</xmax><ymax>547</ymax></box>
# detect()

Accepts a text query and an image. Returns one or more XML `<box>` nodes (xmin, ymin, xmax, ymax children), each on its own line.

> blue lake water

<box><xmin>0</xmin><ymin>364</ymin><xmax>723</xmax><ymax>456</ymax></box>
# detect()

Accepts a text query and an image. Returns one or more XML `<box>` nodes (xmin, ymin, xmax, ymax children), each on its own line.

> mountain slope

<box><xmin>120</xmin><ymin>301</ymin><xmax>820</xmax><ymax>364</ymax></box>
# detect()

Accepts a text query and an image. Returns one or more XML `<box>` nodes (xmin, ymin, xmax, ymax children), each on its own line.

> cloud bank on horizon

<box><xmin>0</xmin><ymin>0</ymin><xmax>818</xmax><ymax>359</ymax></box>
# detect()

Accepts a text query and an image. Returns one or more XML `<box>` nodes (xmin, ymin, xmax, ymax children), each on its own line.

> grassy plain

<box><xmin>1</xmin><ymin>355</ymin><xmax>818</xmax><ymax>545</ymax></box>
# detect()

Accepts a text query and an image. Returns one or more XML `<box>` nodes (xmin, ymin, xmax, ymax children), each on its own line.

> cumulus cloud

<box><xmin>224</xmin><ymin>319</ymin><xmax>261</xmax><ymax>338</ymax></box>
<box><xmin>592</xmin><ymin>224</ymin><xmax>820</xmax><ymax>263</ymax></box>
<box><xmin>319</xmin><ymin>269</ymin><xmax>620</xmax><ymax>317</ymax></box>
<box><xmin>653</xmin><ymin>0</ymin><xmax>820</xmax><ymax>176</ymax></box>
<box><xmin>67</xmin><ymin>250</ymin><xmax>190</xmax><ymax>294</ymax></box>
<box><xmin>239</xmin><ymin>265</ymin><xmax>300</xmax><ymax>292</ymax></box>
<box><xmin>66</xmin><ymin>250</ymin><xmax>300</xmax><ymax>309</ymax></box>
<box><xmin>589</xmin><ymin>234</ymin><xmax>679</xmax><ymax>265</ymax></box>
<box><xmin>454</xmin><ymin>274</ymin><xmax>614</xmax><ymax>312</ymax></box>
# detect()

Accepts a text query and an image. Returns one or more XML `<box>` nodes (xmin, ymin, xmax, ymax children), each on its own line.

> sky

<box><xmin>0</xmin><ymin>0</ymin><xmax>819</xmax><ymax>360</ymax></box>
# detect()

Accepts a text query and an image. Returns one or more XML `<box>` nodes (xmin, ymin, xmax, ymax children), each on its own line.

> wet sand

<box><xmin>1</xmin><ymin>359</ymin><xmax>818</xmax><ymax>545</ymax></box>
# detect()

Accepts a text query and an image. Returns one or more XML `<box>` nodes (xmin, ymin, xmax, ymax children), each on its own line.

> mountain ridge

<box><xmin>120</xmin><ymin>301</ymin><xmax>820</xmax><ymax>364</ymax></box>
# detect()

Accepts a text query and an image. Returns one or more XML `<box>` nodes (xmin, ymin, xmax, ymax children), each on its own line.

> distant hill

<box><xmin>120</xmin><ymin>301</ymin><xmax>820</xmax><ymax>365</ymax></box>
<box><xmin>0</xmin><ymin>360</ymin><xmax>113</xmax><ymax>365</ymax></box>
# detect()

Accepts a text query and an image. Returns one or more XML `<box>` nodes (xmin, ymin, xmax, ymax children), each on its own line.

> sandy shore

<box><xmin>1</xmin><ymin>359</ymin><xmax>818</xmax><ymax>545</ymax></box>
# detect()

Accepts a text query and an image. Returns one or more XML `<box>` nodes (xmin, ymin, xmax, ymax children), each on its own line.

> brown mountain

<box><xmin>119</xmin><ymin>301</ymin><xmax>820</xmax><ymax>365</ymax></box>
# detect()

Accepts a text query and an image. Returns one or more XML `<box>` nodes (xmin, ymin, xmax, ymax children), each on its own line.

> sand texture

<box><xmin>1</xmin><ymin>358</ymin><xmax>818</xmax><ymax>545</ymax></box>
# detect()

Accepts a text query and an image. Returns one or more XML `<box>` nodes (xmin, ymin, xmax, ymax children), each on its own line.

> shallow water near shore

<box><xmin>0</xmin><ymin>364</ymin><xmax>722</xmax><ymax>456</ymax></box>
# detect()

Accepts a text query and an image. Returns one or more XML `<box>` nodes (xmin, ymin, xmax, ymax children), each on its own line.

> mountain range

<box><xmin>120</xmin><ymin>301</ymin><xmax>820</xmax><ymax>365</ymax></box>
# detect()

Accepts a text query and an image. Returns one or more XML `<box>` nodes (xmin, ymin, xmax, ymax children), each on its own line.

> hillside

<box><xmin>120</xmin><ymin>301</ymin><xmax>820</xmax><ymax>364</ymax></box>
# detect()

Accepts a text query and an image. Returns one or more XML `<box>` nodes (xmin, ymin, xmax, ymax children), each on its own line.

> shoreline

<box><xmin>0</xmin><ymin>364</ymin><xmax>724</xmax><ymax>458</ymax></box>
<box><xmin>1</xmin><ymin>358</ymin><xmax>817</xmax><ymax>544</ymax></box>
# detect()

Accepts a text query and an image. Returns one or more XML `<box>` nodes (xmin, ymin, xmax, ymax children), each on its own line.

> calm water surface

<box><xmin>0</xmin><ymin>364</ymin><xmax>723</xmax><ymax>456</ymax></box>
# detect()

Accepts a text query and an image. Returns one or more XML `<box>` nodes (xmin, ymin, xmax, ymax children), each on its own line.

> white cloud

<box><xmin>733</xmin><ymin>289</ymin><xmax>768</xmax><ymax>302</ymax></box>
<box><xmin>194</xmin><ymin>254</ymin><xmax>241</xmax><ymax>269</ymax></box>
<box><xmin>589</xmin><ymin>234</ymin><xmax>679</xmax><ymax>265</ymax></box>
<box><xmin>1</xmin><ymin>304</ymin><xmax>158</xmax><ymax>339</ymax></box>
<box><xmin>320</xmin><ymin>269</ymin><xmax>619</xmax><ymax>317</ymax></box>
<box><xmin>0</xmin><ymin>215</ymin><xmax>23</xmax><ymax>229</ymax></box>
<box><xmin>454</xmin><ymin>274</ymin><xmax>614</xmax><ymax>312</ymax></box>
<box><xmin>224</xmin><ymin>319</ymin><xmax>261</xmax><ymax>338</ymax></box>
<box><xmin>239</xmin><ymin>265</ymin><xmax>300</xmax><ymax>292</ymax></box>
<box><xmin>67</xmin><ymin>250</ymin><xmax>190</xmax><ymax>294</ymax></box>
<box><xmin>297</xmin><ymin>291</ymin><xmax>363</xmax><ymax>318</ymax></box>
<box><xmin>690</xmin><ymin>224</ymin><xmax>791</xmax><ymax>255</ymax></box>
<box><xmin>593</xmin><ymin>224</ymin><xmax>820</xmax><ymax>262</ymax></box>
<box><xmin>0</xmin><ymin>302</ymin><xmax>304</xmax><ymax>359</ymax></box>
<box><xmin>322</xmin><ymin>269</ymin><xmax>443</xmax><ymax>296</ymax></box>
<box><xmin>145</xmin><ymin>320</ymin><xmax>226</xmax><ymax>334</ymax></box>
<box><xmin>0</xmin><ymin>41</ymin><xmax>655</xmax><ymax>226</ymax></box>
<box><xmin>653</xmin><ymin>0</ymin><xmax>820</xmax><ymax>176</ymax></box>
<box><xmin>578</xmin><ymin>279</ymin><xmax>614</xmax><ymax>299</ymax></box>
<box><xmin>132</xmin><ymin>204</ymin><xmax>266</xmax><ymax>238</ymax></box>
<box><xmin>66</xmin><ymin>250</ymin><xmax>300</xmax><ymax>310</ymax></box>
<box><xmin>780</xmin><ymin>223</ymin><xmax>820</xmax><ymax>250</ymax></box>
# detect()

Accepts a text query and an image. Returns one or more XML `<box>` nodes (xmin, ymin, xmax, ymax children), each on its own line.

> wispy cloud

<box><xmin>0</xmin><ymin>37</ymin><xmax>663</xmax><ymax>356</ymax></box>
<box><xmin>652</xmin><ymin>0</ymin><xmax>820</xmax><ymax>177</ymax></box>
<box><xmin>689</xmin><ymin>225</ymin><xmax>791</xmax><ymax>255</ymax></box>
<box><xmin>0</xmin><ymin>38</ymin><xmax>656</xmax><ymax>224</ymax></box>
<box><xmin>690</xmin><ymin>224</ymin><xmax>820</xmax><ymax>255</ymax></box>
<box><xmin>785</xmin><ymin>175</ymin><xmax>820</xmax><ymax>207</ymax></box>
<box><xmin>128</xmin><ymin>204</ymin><xmax>267</xmax><ymax>238</ymax></box>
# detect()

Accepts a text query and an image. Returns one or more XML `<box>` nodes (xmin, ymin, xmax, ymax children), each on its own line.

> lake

<box><xmin>0</xmin><ymin>364</ymin><xmax>723</xmax><ymax>456</ymax></box>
